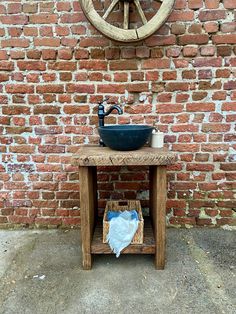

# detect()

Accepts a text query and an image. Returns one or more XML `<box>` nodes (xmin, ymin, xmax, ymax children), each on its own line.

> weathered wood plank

<box><xmin>79</xmin><ymin>166</ymin><xmax>97</xmax><ymax>270</ymax></box>
<box><xmin>123</xmin><ymin>1</ymin><xmax>129</xmax><ymax>29</ymax></box>
<box><xmin>151</xmin><ymin>166</ymin><xmax>167</xmax><ymax>270</ymax></box>
<box><xmin>72</xmin><ymin>146</ymin><xmax>177</xmax><ymax>167</ymax></box>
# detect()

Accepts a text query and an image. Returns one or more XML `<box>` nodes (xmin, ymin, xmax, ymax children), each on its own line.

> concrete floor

<box><xmin>0</xmin><ymin>228</ymin><xmax>235</xmax><ymax>314</ymax></box>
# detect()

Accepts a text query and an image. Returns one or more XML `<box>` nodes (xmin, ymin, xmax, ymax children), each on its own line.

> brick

<box><xmin>79</xmin><ymin>37</ymin><xmax>109</xmax><ymax>48</ymax></box>
<box><xmin>142</xmin><ymin>59</ymin><xmax>170</xmax><ymax>69</ymax></box>
<box><xmin>34</xmin><ymin>105</ymin><xmax>58</xmax><ymax>115</ymax></box>
<box><xmin>23</xmin><ymin>27</ymin><xmax>38</xmax><ymax>36</ymax></box>
<box><xmin>205</xmin><ymin>0</ymin><xmax>220</xmax><ymax>9</ymax></box>
<box><xmin>168</xmin><ymin>10</ymin><xmax>194</xmax><ymax>22</ymax></box>
<box><xmin>221</xmin><ymin>22</ymin><xmax>236</xmax><ymax>33</ymax></box>
<box><xmin>202</xmin><ymin>144</ymin><xmax>229</xmax><ymax>152</ymax></box>
<box><xmin>34</xmin><ymin>38</ymin><xmax>60</xmax><ymax>47</ymax></box>
<box><xmin>29</xmin><ymin>14</ymin><xmax>58</xmax><ymax>24</ymax></box>
<box><xmin>39</xmin><ymin>26</ymin><xmax>53</xmax><ymax>37</ymax></box>
<box><xmin>2</xmin><ymin>106</ymin><xmax>30</xmax><ymax>115</ymax></box>
<box><xmin>66</xmin><ymin>84</ymin><xmax>95</xmax><ymax>94</ymax></box>
<box><xmin>114</xmin><ymin>72</ymin><xmax>128</xmax><ymax>82</ymax></box>
<box><xmin>121</xmin><ymin>48</ymin><xmax>135</xmax><ymax>59</ymax></box>
<box><xmin>178</xmin><ymin>34</ymin><xmax>209</xmax><ymax>45</ymax></box>
<box><xmin>171</xmin><ymin>24</ymin><xmax>186</xmax><ymax>35</ymax></box>
<box><xmin>17</xmin><ymin>61</ymin><xmax>46</xmax><ymax>71</ymax></box>
<box><xmin>199</xmin><ymin>81</ymin><xmax>222</xmax><ymax>90</ymax></box>
<box><xmin>166</xmin><ymin>47</ymin><xmax>181</xmax><ymax>58</ymax></box>
<box><xmin>0</xmin><ymin>61</ymin><xmax>14</xmax><ymax>71</ymax></box>
<box><xmin>220</xmin><ymin>163</ymin><xmax>236</xmax><ymax>171</ymax></box>
<box><xmin>49</xmin><ymin>61</ymin><xmax>76</xmax><ymax>71</ymax></box>
<box><xmin>202</xmin><ymin>123</ymin><xmax>231</xmax><ymax>133</ymax></box>
<box><xmin>166</xmin><ymin>82</ymin><xmax>189</xmax><ymax>92</ymax></box>
<box><xmin>61</xmin><ymin>38</ymin><xmax>78</xmax><ymax>47</ymax></box>
<box><xmin>199</xmin><ymin>10</ymin><xmax>226</xmax><ymax>21</ymax></box>
<box><xmin>38</xmin><ymin>145</ymin><xmax>65</xmax><ymax>153</ymax></box>
<box><xmin>156</xmin><ymin>104</ymin><xmax>183</xmax><ymax>113</ymax></box>
<box><xmin>6</xmin><ymin>84</ymin><xmax>34</xmax><ymax>94</ymax></box>
<box><xmin>1</xmin><ymin>39</ymin><xmax>29</xmax><ymax>48</ymax></box>
<box><xmin>9</xmin><ymin>145</ymin><xmax>35</xmax><ymax>154</ymax></box>
<box><xmin>217</xmin><ymin>46</ymin><xmax>232</xmax><ymax>57</ymax></box>
<box><xmin>0</xmin><ymin>73</ymin><xmax>9</xmax><ymax>82</ymax></box>
<box><xmin>145</xmin><ymin>35</ymin><xmax>176</xmax><ymax>46</ymax></box>
<box><xmin>150</xmin><ymin>48</ymin><xmax>164</xmax><ymax>58</ymax></box>
<box><xmin>213</xmin><ymin>35</ymin><xmax>236</xmax><ymax>44</ymax></box>
<box><xmin>56</xmin><ymin>2</ymin><xmax>71</xmax><ymax>11</ymax></box>
<box><xmin>8</xmin><ymin>27</ymin><xmax>23</xmax><ymax>37</ymax></box>
<box><xmin>27</xmin><ymin>50</ymin><xmax>41</xmax><ymax>60</ymax></box>
<box><xmin>200</xmin><ymin>46</ymin><xmax>216</xmax><ymax>56</ymax></box>
<box><xmin>97</xmin><ymin>84</ymin><xmax>126</xmax><ymax>94</ymax></box>
<box><xmin>193</xmin><ymin>57</ymin><xmax>222</xmax><ymax>67</ymax></box>
<box><xmin>7</xmin><ymin>3</ymin><xmax>21</xmax><ymax>14</ymax></box>
<box><xmin>90</xmin><ymin>48</ymin><xmax>105</xmax><ymax>60</ymax></box>
<box><xmin>198</xmin><ymin>70</ymin><xmax>212</xmax><ymax>80</ymax></box>
<box><xmin>0</xmin><ymin>15</ymin><xmax>28</xmax><ymax>25</ymax></box>
<box><xmin>10</xmin><ymin>51</ymin><xmax>25</xmax><ymax>60</ymax></box>
<box><xmin>182</xmin><ymin>46</ymin><xmax>198</xmax><ymax>57</ymax></box>
<box><xmin>204</xmin><ymin>21</ymin><xmax>219</xmax><ymax>33</ymax></box>
<box><xmin>171</xmin><ymin>124</ymin><xmax>199</xmax><ymax>132</ymax></box>
<box><xmin>136</xmin><ymin>47</ymin><xmax>150</xmax><ymax>58</ymax></box>
<box><xmin>36</xmin><ymin>85</ymin><xmax>64</xmax><ymax>94</ymax></box>
<box><xmin>224</xmin><ymin>0</ymin><xmax>236</xmax><ymax>9</ymax></box>
<box><xmin>163</xmin><ymin>71</ymin><xmax>177</xmax><ymax>80</ymax></box>
<box><xmin>109</xmin><ymin>60</ymin><xmax>138</xmax><ymax>71</ymax></box>
<box><xmin>80</xmin><ymin>60</ymin><xmax>107</xmax><ymax>71</ymax></box>
<box><xmin>23</xmin><ymin>3</ymin><xmax>38</xmax><ymax>13</ymax></box>
<box><xmin>172</xmin><ymin>144</ymin><xmax>200</xmax><ymax>152</ymax></box>
<box><xmin>224</xmin><ymin>81</ymin><xmax>236</xmax><ymax>90</ymax></box>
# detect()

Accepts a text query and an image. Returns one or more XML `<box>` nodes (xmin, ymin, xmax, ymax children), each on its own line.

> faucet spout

<box><xmin>104</xmin><ymin>105</ymin><xmax>123</xmax><ymax>117</ymax></box>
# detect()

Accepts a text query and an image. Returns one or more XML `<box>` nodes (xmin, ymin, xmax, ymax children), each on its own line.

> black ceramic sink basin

<box><xmin>98</xmin><ymin>125</ymin><xmax>153</xmax><ymax>151</ymax></box>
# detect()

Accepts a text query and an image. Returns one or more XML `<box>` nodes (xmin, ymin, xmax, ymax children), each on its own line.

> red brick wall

<box><xmin>0</xmin><ymin>0</ymin><xmax>236</xmax><ymax>228</ymax></box>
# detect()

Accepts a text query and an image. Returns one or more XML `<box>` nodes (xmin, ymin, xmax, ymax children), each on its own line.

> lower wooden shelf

<box><xmin>91</xmin><ymin>218</ymin><xmax>155</xmax><ymax>255</ymax></box>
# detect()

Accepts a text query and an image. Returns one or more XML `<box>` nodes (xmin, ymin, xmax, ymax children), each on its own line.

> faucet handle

<box><xmin>98</xmin><ymin>97</ymin><xmax>109</xmax><ymax>106</ymax></box>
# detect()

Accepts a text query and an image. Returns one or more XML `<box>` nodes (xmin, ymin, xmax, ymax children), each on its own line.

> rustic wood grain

<box><xmin>79</xmin><ymin>166</ymin><xmax>97</xmax><ymax>270</ymax></box>
<box><xmin>150</xmin><ymin>165</ymin><xmax>167</xmax><ymax>269</ymax></box>
<box><xmin>72</xmin><ymin>146</ymin><xmax>177</xmax><ymax>167</ymax></box>
<box><xmin>76</xmin><ymin>146</ymin><xmax>174</xmax><ymax>270</ymax></box>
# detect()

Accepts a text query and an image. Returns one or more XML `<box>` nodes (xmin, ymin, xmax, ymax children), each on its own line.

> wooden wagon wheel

<box><xmin>80</xmin><ymin>0</ymin><xmax>175</xmax><ymax>42</ymax></box>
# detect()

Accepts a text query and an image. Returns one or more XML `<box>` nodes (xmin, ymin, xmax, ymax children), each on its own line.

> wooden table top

<box><xmin>72</xmin><ymin>146</ymin><xmax>177</xmax><ymax>166</ymax></box>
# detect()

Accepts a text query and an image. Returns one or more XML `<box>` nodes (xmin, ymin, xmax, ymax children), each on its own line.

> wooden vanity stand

<box><xmin>72</xmin><ymin>146</ymin><xmax>176</xmax><ymax>270</ymax></box>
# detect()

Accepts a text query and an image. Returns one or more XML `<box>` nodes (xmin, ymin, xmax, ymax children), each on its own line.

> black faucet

<box><xmin>98</xmin><ymin>99</ymin><xmax>123</xmax><ymax>146</ymax></box>
<box><xmin>98</xmin><ymin>101</ymin><xmax>123</xmax><ymax>127</ymax></box>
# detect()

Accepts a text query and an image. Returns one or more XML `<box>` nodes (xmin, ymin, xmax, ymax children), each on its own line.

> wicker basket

<box><xmin>103</xmin><ymin>200</ymin><xmax>144</xmax><ymax>244</ymax></box>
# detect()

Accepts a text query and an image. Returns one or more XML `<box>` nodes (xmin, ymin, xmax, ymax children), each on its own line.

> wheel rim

<box><xmin>80</xmin><ymin>0</ymin><xmax>175</xmax><ymax>43</ymax></box>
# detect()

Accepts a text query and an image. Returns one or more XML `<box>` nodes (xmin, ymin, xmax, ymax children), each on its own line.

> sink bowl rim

<box><xmin>98</xmin><ymin>124</ymin><xmax>153</xmax><ymax>131</ymax></box>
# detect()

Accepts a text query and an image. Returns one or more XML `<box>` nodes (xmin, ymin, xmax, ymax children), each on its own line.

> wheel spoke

<box><xmin>103</xmin><ymin>0</ymin><xmax>119</xmax><ymax>20</ymax></box>
<box><xmin>133</xmin><ymin>0</ymin><xmax>147</xmax><ymax>25</ymax></box>
<box><xmin>123</xmin><ymin>2</ymin><xmax>129</xmax><ymax>30</ymax></box>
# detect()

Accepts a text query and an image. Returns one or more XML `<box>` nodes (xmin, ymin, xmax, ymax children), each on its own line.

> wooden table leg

<box><xmin>150</xmin><ymin>165</ymin><xmax>167</xmax><ymax>269</ymax></box>
<box><xmin>79</xmin><ymin>166</ymin><xmax>97</xmax><ymax>270</ymax></box>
